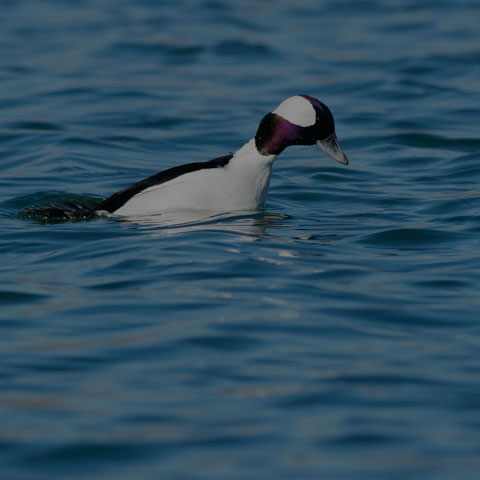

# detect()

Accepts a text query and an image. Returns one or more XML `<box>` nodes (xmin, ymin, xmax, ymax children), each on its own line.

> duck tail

<box><xmin>20</xmin><ymin>197</ymin><xmax>102</xmax><ymax>221</ymax></box>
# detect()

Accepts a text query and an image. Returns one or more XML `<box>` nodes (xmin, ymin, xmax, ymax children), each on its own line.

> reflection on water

<box><xmin>117</xmin><ymin>210</ymin><xmax>291</xmax><ymax>237</ymax></box>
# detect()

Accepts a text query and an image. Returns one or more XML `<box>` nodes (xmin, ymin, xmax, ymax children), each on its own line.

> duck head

<box><xmin>254</xmin><ymin>94</ymin><xmax>348</xmax><ymax>165</ymax></box>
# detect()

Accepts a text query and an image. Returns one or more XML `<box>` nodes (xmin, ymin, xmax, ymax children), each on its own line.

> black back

<box><xmin>95</xmin><ymin>153</ymin><xmax>233</xmax><ymax>213</ymax></box>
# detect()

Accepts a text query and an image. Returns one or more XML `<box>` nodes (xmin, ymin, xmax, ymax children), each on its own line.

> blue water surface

<box><xmin>1</xmin><ymin>0</ymin><xmax>480</xmax><ymax>479</ymax></box>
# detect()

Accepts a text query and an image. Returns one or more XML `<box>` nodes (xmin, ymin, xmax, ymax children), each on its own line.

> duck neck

<box><xmin>233</xmin><ymin>138</ymin><xmax>277</xmax><ymax>165</ymax></box>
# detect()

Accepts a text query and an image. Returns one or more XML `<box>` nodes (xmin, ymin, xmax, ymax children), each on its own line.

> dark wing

<box><xmin>95</xmin><ymin>153</ymin><xmax>233</xmax><ymax>213</ymax></box>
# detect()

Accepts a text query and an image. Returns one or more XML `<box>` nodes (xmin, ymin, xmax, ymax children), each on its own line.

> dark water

<box><xmin>1</xmin><ymin>0</ymin><xmax>480</xmax><ymax>478</ymax></box>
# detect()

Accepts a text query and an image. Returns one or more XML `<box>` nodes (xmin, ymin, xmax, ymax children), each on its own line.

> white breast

<box><xmin>114</xmin><ymin>139</ymin><xmax>276</xmax><ymax>216</ymax></box>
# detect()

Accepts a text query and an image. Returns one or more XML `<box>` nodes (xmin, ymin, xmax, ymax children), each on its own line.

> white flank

<box><xmin>114</xmin><ymin>139</ymin><xmax>276</xmax><ymax>216</ymax></box>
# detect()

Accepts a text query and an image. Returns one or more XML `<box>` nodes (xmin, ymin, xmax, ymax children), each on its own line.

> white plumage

<box><xmin>113</xmin><ymin>140</ymin><xmax>275</xmax><ymax>215</ymax></box>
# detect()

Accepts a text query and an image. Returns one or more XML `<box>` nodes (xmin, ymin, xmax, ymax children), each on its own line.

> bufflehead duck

<box><xmin>24</xmin><ymin>95</ymin><xmax>348</xmax><ymax>219</ymax></box>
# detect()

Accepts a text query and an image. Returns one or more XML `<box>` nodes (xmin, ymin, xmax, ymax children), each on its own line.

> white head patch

<box><xmin>272</xmin><ymin>95</ymin><xmax>316</xmax><ymax>127</ymax></box>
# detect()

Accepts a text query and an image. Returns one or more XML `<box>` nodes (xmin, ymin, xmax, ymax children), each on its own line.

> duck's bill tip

<box><xmin>316</xmin><ymin>134</ymin><xmax>349</xmax><ymax>165</ymax></box>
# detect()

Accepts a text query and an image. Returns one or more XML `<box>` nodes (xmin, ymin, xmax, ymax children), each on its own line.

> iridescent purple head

<box><xmin>254</xmin><ymin>95</ymin><xmax>348</xmax><ymax>165</ymax></box>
